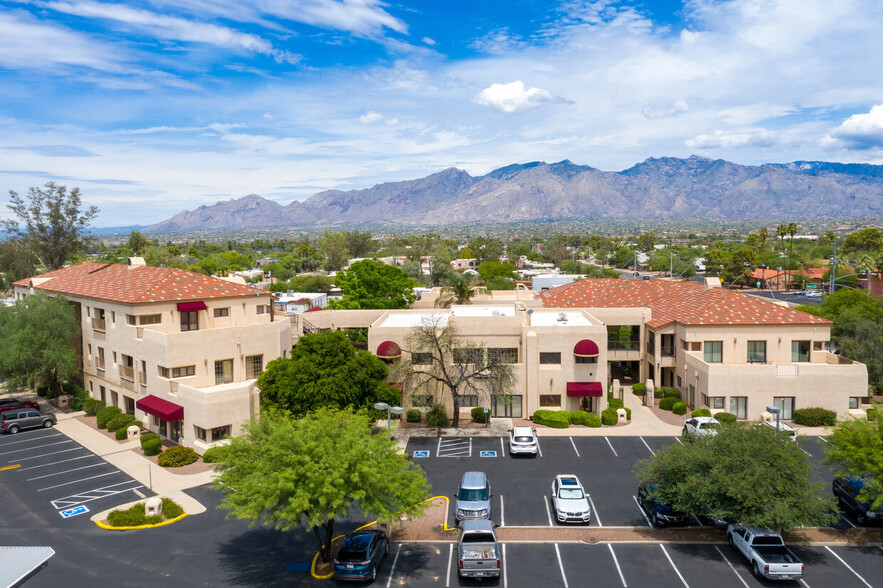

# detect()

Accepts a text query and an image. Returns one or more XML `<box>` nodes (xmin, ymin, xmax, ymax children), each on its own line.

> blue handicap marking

<box><xmin>480</xmin><ymin>451</ymin><xmax>497</xmax><ymax>458</ymax></box>
<box><xmin>413</xmin><ymin>450</ymin><xmax>430</xmax><ymax>458</ymax></box>
<box><xmin>59</xmin><ymin>505</ymin><xmax>89</xmax><ymax>519</ymax></box>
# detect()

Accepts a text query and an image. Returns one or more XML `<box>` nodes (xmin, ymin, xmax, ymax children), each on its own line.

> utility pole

<box><xmin>830</xmin><ymin>241</ymin><xmax>837</xmax><ymax>293</ymax></box>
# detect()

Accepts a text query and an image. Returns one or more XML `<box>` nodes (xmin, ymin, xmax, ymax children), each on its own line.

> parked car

<box><xmin>755</xmin><ymin>421</ymin><xmax>797</xmax><ymax>441</ymax></box>
<box><xmin>727</xmin><ymin>524</ymin><xmax>804</xmax><ymax>581</ymax></box>
<box><xmin>637</xmin><ymin>484</ymin><xmax>688</xmax><ymax>527</ymax></box>
<box><xmin>804</xmin><ymin>290</ymin><xmax>823</xmax><ymax>298</ymax></box>
<box><xmin>0</xmin><ymin>398</ymin><xmax>40</xmax><ymax>414</ymax></box>
<box><xmin>458</xmin><ymin>519</ymin><xmax>501</xmax><ymax>579</ymax></box>
<box><xmin>508</xmin><ymin>426</ymin><xmax>538</xmax><ymax>456</ymax></box>
<box><xmin>0</xmin><ymin>409</ymin><xmax>56</xmax><ymax>434</ymax></box>
<box><xmin>332</xmin><ymin>529</ymin><xmax>388</xmax><ymax>582</ymax></box>
<box><xmin>455</xmin><ymin>471</ymin><xmax>491</xmax><ymax>523</ymax></box>
<box><xmin>550</xmin><ymin>474</ymin><xmax>592</xmax><ymax>524</ymax></box>
<box><xmin>832</xmin><ymin>477</ymin><xmax>883</xmax><ymax>525</ymax></box>
<box><xmin>682</xmin><ymin>416</ymin><xmax>721</xmax><ymax>438</ymax></box>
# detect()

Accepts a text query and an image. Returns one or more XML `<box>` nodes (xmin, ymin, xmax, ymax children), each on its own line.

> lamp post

<box><xmin>766</xmin><ymin>405</ymin><xmax>781</xmax><ymax>430</ymax></box>
<box><xmin>374</xmin><ymin>402</ymin><xmax>405</xmax><ymax>440</ymax></box>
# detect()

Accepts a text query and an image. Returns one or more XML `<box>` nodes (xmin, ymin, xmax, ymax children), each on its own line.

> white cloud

<box><xmin>421</xmin><ymin>36</ymin><xmax>436</xmax><ymax>46</ymax></box>
<box><xmin>685</xmin><ymin>128</ymin><xmax>777</xmax><ymax>149</ymax></box>
<box><xmin>473</xmin><ymin>81</ymin><xmax>557</xmax><ymax>114</ymax></box>
<box><xmin>828</xmin><ymin>104</ymin><xmax>883</xmax><ymax>150</ymax></box>
<box><xmin>359</xmin><ymin>111</ymin><xmax>399</xmax><ymax>125</ymax></box>
<box><xmin>642</xmin><ymin>99</ymin><xmax>689</xmax><ymax>119</ymax></box>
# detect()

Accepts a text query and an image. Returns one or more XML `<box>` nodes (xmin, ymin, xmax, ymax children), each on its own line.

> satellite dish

<box><xmin>527</xmin><ymin>309</ymin><xmax>534</xmax><ymax>315</ymax></box>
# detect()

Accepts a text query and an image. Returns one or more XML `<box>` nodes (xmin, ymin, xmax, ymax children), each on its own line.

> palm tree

<box><xmin>786</xmin><ymin>222</ymin><xmax>799</xmax><ymax>289</ymax></box>
<box><xmin>758</xmin><ymin>227</ymin><xmax>769</xmax><ymax>267</ymax></box>
<box><xmin>435</xmin><ymin>274</ymin><xmax>479</xmax><ymax>308</ymax></box>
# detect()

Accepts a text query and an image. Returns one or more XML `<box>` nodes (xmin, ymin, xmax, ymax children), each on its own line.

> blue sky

<box><xmin>2</xmin><ymin>0</ymin><xmax>883</xmax><ymax>226</ymax></box>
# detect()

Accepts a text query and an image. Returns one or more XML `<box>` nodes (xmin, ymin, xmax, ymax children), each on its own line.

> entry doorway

<box><xmin>492</xmin><ymin>395</ymin><xmax>522</xmax><ymax>418</ymax></box>
<box><xmin>169</xmin><ymin>420</ymin><xmax>182</xmax><ymax>443</ymax></box>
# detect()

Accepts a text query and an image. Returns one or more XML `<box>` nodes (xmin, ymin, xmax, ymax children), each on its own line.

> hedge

<box><xmin>106</xmin><ymin>498</ymin><xmax>185</xmax><ymax>527</ymax></box>
<box><xmin>659</xmin><ymin>397</ymin><xmax>679</xmax><ymax>411</ymax></box>
<box><xmin>654</xmin><ymin>388</ymin><xmax>665</xmax><ymax>399</ymax></box>
<box><xmin>601</xmin><ymin>408</ymin><xmax>618</xmax><ymax>426</ymax></box>
<box><xmin>471</xmin><ymin>407</ymin><xmax>489</xmax><ymax>424</ymax></box>
<box><xmin>571</xmin><ymin>410</ymin><xmax>600</xmax><ymax>427</ymax></box>
<box><xmin>532</xmin><ymin>409</ymin><xmax>571</xmax><ymax>429</ymax></box>
<box><xmin>691</xmin><ymin>408</ymin><xmax>712</xmax><ymax>417</ymax></box>
<box><xmin>793</xmin><ymin>407</ymin><xmax>836</xmax><ymax>427</ymax></box>
<box><xmin>624</xmin><ymin>407</ymin><xmax>632</xmax><ymax>420</ymax></box>
<box><xmin>671</xmin><ymin>401</ymin><xmax>688</xmax><ymax>415</ymax></box>
<box><xmin>83</xmin><ymin>397</ymin><xmax>105</xmax><ymax>416</ymax></box>
<box><xmin>662</xmin><ymin>388</ymin><xmax>681</xmax><ymax>399</ymax></box>
<box><xmin>714</xmin><ymin>412</ymin><xmax>737</xmax><ymax>424</ymax></box>
<box><xmin>96</xmin><ymin>406</ymin><xmax>122</xmax><ymax>429</ymax></box>
<box><xmin>608</xmin><ymin>398</ymin><xmax>624</xmax><ymax>410</ymax></box>
<box><xmin>140</xmin><ymin>432</ymin><xmax>160</xmax><ymax>447</ymax></box>
<box><xmin>142</xmin><ymin>436</ymin><xmax>163</xmax><ymax>456</ymax></box>
<box><xmin>202</xmin><ymin>446</ymin><xmax>228</xmax><ymax>463</ymax></box>
<box><xmin>106</xmin><ymin>413</ymin><xmax>136</xmax><ymax>433</ymax></box>
<box><xmin>632</xmin><ymin>383</ymin><xmax>647</xmax><ymax>396</ymax></box>
<box><xmin>867</xmin><ymin>408</ymin><xmax>878</xmax><ymax>421</ymax></box>
<box><xmin>113</xmin><ymin>420</ymin><xmax>143</xmax><ymax>440</ymax></box>
<box><xmin>427</xmin><ymin>404</ymin><xmax>449</xmax><ymax>428</ymax></box>
<box><xmin>158</xmin><ymin>446</ymin><xmax>199</xmax><ymax>467</ymax></box>
<box><xmin>69</xmin><ymin>388</ymin><xmax>89</xmax><ymax>411</ymax></box>
<box><xmin>406</xmin><ymin>409</ymin><xmax>421</xmax><ymax>423</ymax></box>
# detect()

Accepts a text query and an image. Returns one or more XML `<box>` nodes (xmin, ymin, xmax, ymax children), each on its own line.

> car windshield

<box><xmin>336</xmin><ymin>549</ymin><xmax>367</xmax><ymax>562</ymax></box>
<box><xmin>558</xmin><ymin>488</ymin><xmax>584</xmax><ymax>500</ymax></box>
<box><xmin>459</xmin><ymin>488</ymin><xmax>488</xmax><ymax>501</ymax></box>
<box><xmin>753</xmin><ymin>536</ymin><xmax>784</xmax><ymax>546</ymax></box>
<box><xmin>513</xmin><ymin>436</ymin><xmax>533</xmax><ymax>443</ymax></box>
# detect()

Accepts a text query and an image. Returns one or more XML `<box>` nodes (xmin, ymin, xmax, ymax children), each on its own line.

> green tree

<box><xmin>477</xmin><ymin>261</ymin><xmax>515</xmax><ymax>282</ymax></box>
<box><xmin>344</xmin><ymin>230</ymin><xmax>376</xmax><ymax>258</ymax></box>
<box><xmin>824</xmin><ymin>414</ymin><xmax>883</xmax><ymax>513</ymax></box>
<box><xmin>332</xmin><ymin>259</ymin><xmax>416</xmax><ymax>309</ymax></box>
<box><xmin>127</xmin><ymin>230</ymin><xmax>149</xmax><ymax>255</ymax></box>
<box><xmin>3</xmin><ymin>182</ymin><xmax>99</xmax><ymax>270</ymax></box>
<box><xmin>257</xmin><ymin>331</ymin><xmax>398</xmax><ymax>416</ymax></box>
<box><xmin>636</xmin><ymin>424</ymin><xmax>835</xmax><ymax>531</ymax></box>
<box><xmin>843</xmin><ymin>228</ymin><xmax>883</xmax><ymax>253</ymax></box>
<box><xmin>636</xmin><ymin>231</ymin><xmax>658</xmax><ymax>253</ymax></box>
<box><xmin>435</xmin><ymin>274</ymin><xmax>479</xmax><ymax>308</ymax></box>
<box><xmin>0</xmin><ymin>241</ymin><xmax>36</xmax><ymax>290</ymax></box>
<box><xmin>0</xmin><ymin>291</ymin><xmax>80</xmax><ymax>395</ymax></box>
<box><xmin>213</xmin><ymin>408</ymin><xmax>430</xmax><ymax>562</ymax></box>
<box><xmin>320</xmin><ymin>230</ymin><xmax>350</xmax><ymax>271</ymax></box>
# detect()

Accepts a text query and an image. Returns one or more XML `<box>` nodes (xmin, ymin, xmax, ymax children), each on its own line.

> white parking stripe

<box><xmin>500</xmin><ymin>494</ymin><xmax>505</xmax><ymax>527</ymax></box>
<box><xmin>675</xmin><ymin>437</ymin><xmax>684</xmax><ymax>446</ymax></box>
<box><xmin>27</xmin><ymin>462</ymin><xmax>106</xmax><ymax>481</ymax></box>
<box><xmin>800</xmin><ymin>448</ymin><xmax>812</xmax><ymax>457</ymax></box>
<box><xmin>839</xmin><ymin>512</ymin><xmax>857</xmax><ymax>528</ymax></box>
<box><xmin>569</xmin><ymin>437</ymin><xmax>580</xmax><ymax>457</ymax></box>
<box><xmin>38</xmin><ymin>470</ymin><xmax>121</xmax><ymax>492</ymax></box>
<box><xmin>824</xmin><ymin>546</ymin><xmax>872</xmax><ymax>588</ymax></box>
<box><xmin>640</xmin><ymin>437</ymin><xmax>655</xmax><ymax>455</ymax></box>
<box><xmin>0</xmin><ymin>433</ymin><xmax>61</xmax><ymax>447</ymax></box>
<box><xmin>607</xmin><ymin>544</ymin><xmax>627</xmax><ymax>587</ymax></box>
<box><xmin>536</xmin><ymin>437</ymin><xmax>543</xmax><ymax>458</ymax></box>
<box><xmin>0</xmin><ymin>440</ymin><xmax>72</xmax><ymax>456</ymax></box>
<box><xmin>13</xmin><ymin>447</ymin><xmax>81</xmax><ymax>462</ymax></box>
<box><xmin>133</xmin><ymin>489</ymin><xmax>146</xmax><ymax>499</ymax></box>
<box><xmin>632</xmin><ymin>495</ymin><xmax>652</xmax><ymax>526</ymax></box>
<box><xmin>385</xmin><ymin>543</ymin><xmax>401</xmax><ymax>588</ymax></box>
<box><xmin>660</xmin><ymin>544</ymin><xmax>689</xmax><ymax>588</ymax></box>
<box><xmin>50</xmin><ymin>480</ymin><xmax>142</xmax><ymax>509</ymax></box>
<box><xmin>604</xmin><ymin>436</ymin><xmax>619</xmax><ymax>457</ymax></box>
<box><xmin>445</xmin><ymin>543</ymin><xmax>453</xmax><ymax>588</ymax></box>
<box><xmin>588</xmin><ymin>494</ymin><xmax>602</xmax><ymax>527</ymax></box>
<box><xmin>500</xmin><ymin>436</ymin><xmax>505</xmax><ymax>456</ymax></box>
<box><xmin>554</xmin><ymin>543</ymin><xmax>569</xmax><ymax>588</ymax></box>
<box><xmin>545</xmin><ymin>497</ymin><xmax>554</xmax><ymax>526</ymax></box>
<box><xmin>799</xmin><ymin>579</ymin><xmax>812</xmax><ymax>588</ymax></box>
<box><xmin>712</xmin><ymin>546</ymin><xmax>749</xmax><ymax>588</ymax></box>
<box><xmin>17</xmin><ymin>454</ymin><xmax>94</xmax><ymax>471</ymax></box>
<box><xmin>502</xmin><ymin>543</ymin><xmax>507</xmax><ymax>588</ymax></box>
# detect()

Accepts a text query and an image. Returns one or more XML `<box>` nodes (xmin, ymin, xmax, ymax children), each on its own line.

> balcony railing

<box><xmin>95</xmin><ymin>357</ymin><xmax>105</xmax><ymax>370</ymax></box>
<box><xmin>92</xmin><ymin>318</ymin><xmax>106</xmax><ymax>331</ymax></box>
<box><xmin>120</xmin><ymin>365</ymin><xmax>135</xmax><ymax>380</ymax></box>
<box><xmin>121</xmin><ymin>378</ymin><xmax>135</xmax><ymax>391</ymax></box>
<box><xmin>660</xmin><ymin>346</ymin><xmax>675</xmax><ymax>357</ymax></box>
<box><xmin>608</xmin><ymin>340</ymin><xmax>641</xmax><ymax>351</ymax></box>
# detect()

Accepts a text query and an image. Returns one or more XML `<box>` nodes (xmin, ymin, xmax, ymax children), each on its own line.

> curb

<box><xmin>94</xmin><ymin>512</ymin><xmax>188</xmax><ymax>531</ymax></box>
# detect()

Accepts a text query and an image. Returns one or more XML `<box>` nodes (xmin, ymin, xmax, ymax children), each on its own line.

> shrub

<box><xmin>663</xmin><ymin>388</ymin><xmax>681</xmax><ymax>399</ymax></box>
<box><xmin>632</xmin><ymin>383</ymin><xmax>646</xmax><ymax>396</ymax></box>
<box><xmin>471</xmin><ymin>407</ymin><xmax>489</xmax><ymax>424</ymax></box>
<box><xmin>106</xmin><ymin>413</ymin><xmax>135</xmax><ymax>433</ymax></box>
<box><xmin>202</xmin><ymin>446</ymin><xmax>228</xmax><ymax>463</ymax></box>
<box><xmin>601</xmin><ymin>408</ymin><xmax>618</xmax><ymax>426</ymax></box>
<box><xmin>585</xmin><ymin>412</ymin><xmax>602</xmax><ymax>427</ymax></box>
<box><xmin>115</xmin><ymin>426</ymin><xmax>131</xmax><ymax>441</ymax></box>
<box><xmin>140</xmin><ymin>433</ymin><xmax>160</xmax><ymax>447</ymax></box>
<box><xmin>96</xmin><ymin>406</ymin><xmax>122</xmax><ymax>429</ymax></box>
<box><xmin>714</xmin><ymin>412</ymin><xmax>737</xmax><ymax>425</ymax></box>
<box><xmin>107</xmin><ymin>503</ymin><xmax>163</xmax><ymax>527</ymax></box>
<box><xmin>69</xmin><ymin>388</ymin><xmax>89</xmax><ymax>411</ymax></box>
<box><xmin>793</xmin><ymin>407</ymin><xmax>836</xmax><ymax>427</ymax></box>
<box><xmin>570</xmin><ymin>411</ymin><xmax>594</xmax><ymax>426</ymax></box>
<box><xmin>671</xmin><ymin>401</ymin><xmax>688</xmax><ymax>415</ymax></box>
<box><xmin>653</xmin><ymin>388</ymin><xmax>665</xmax><ymax>399</ymax></box>
<box><xmin>406</xmin><ymin>409</ymin><xmax>421</xmax><ymax>423</ymax></box>
<box><xmin>624</xmin><ymin>407</ymin><xmax>632</xmax><ymax>420</ymax></box>
<box><xmin>867</xmin><ymin>408</ymin><xmax>878</xmax><ymax>421</ymax></box>
<box><xmin>426</xmin><ymin>404</ymin><xmax>449</xmax><ymax>428</ymax></box>
<box><xmin>158</xmin><ymin>446</ymin><xmax>199</xmax><ymax>467</ymax></box>
<box><xmin>659</xmin><ymin>397</ymin><xmax>679</xmax><ymax>411</ymax></box>
<box><xmin>608</xmin><ymin>398</ymin><xmax>624</xmax><ymax>410</ymax></box>
<box><xmin>161</xmin><ymin>498</ymin><xmax>185</xmax><ymax>519</ymax></box>
<box><xmin>691</xmin><ymin>408</ymin><xmax>712</xmax><ymax>417</ymax></box>
<box><xmin>532</xmin><ymin>409</ymin><xmax>571</xmax><ymax>429</ymax></box>
<box><xmin>142</xmin><ymin>436</ymin><xmax>163</xmax><ymax>456</ymax></box>
<box><xmin>83</xmin><ymin>397</ymin><xmax>105</xmax><ymax>416</ymax></box>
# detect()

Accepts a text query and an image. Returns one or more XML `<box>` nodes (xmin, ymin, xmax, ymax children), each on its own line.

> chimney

<box><xmin>128</xmin><ymin>257</ymin><xmax>146</xmax><ymax>267</ymax></box>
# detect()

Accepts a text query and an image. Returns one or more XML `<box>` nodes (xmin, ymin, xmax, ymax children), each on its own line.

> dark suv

<box><xmin>833</xmin><ymin>477</ymin><xmax>882</xmax><ymax>525</ymax></box>
<box><xmin>0</xmin><ymin>398</ymin><xmax>40</xmax><ymax>413</ymax></box>
<box><xmin>637</xmin><ymin>483</ymin><xmax>688</xmax><ymax>527</ymax></box>
<box><xmin>0</xmin><ymin>409</ymin><xmax>56</xmax><ymax>434</ymax></box>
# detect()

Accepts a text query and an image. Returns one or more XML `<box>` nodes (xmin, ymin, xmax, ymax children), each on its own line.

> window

<box><xmin>171</xmin><ymin>365</ymin><xmax>195</xmax><ymax>378</ymax></box>
<box><xmin>213</xmin><ymin>307</ymin><xmax>230</xmax><ymax>318</ymax></box>
<box><xmin>689</xmin><ymin>385</ymin><xmax>696</xmax><ymax>407</ymax></box>
<box><xmin>195</xmin><ymin>426</ymin><xmax>207</xmax><ymax>441</ymax></box>
<box><xmin>813</xmin><ymin>341</ymin><xmax>824</xmax><ymax>351</ymax></box>
<box><xmin>791</xmin><ymin>340</ymin><xmax>811</xmax><ymax>362</ymax></box>
<box><xmin>180</xmin><ymin>311</ymin><xmax>199</xmax><ymax>332</ymax></box>
<box><xmin>211</xmin><ymin>425</ymin><xmax>231</xmax><ymax>441</ymax></box>
<box><xmin>690</xmin><ymin>342</ymin><xmax>701</xmax><ymax>352</ymax></box>
<box><xmin>539</xmin><ymin>395</ymin><xmax>561</xmax><ymax>407</ymax></box>
<box><xmin>488</xmin><ymin>348</ymin><xmax>518</xmax><ymax>364</ymax></box>
<box><xmin>453</xmin><ymin>348</ymin><xmax>483</xmax><ymax>365</ymax></box>
<box><xmin>747</xmin><ymin>341</ymin><xmax>767</xmax><ymax>363</ymax></box>
<box><xmin>111</xmin><ymin>311</ymin><xmax>116</xmax><ymax>322</ymax></box>
<box><xmin>139</xmin><ymin>314</ymin><xmax>161</xmax><ymax>325</ymax></box>
<box><xmin>539</xmin><ymin>352</ymin><xmax>561</xmax><ymax>365</ymax></box>
<box><xmin>849</xmin><ymin>397</ymin><xmax>860</xmax><ymax>409</ymax></box>
<box><xmin>256</xmin><ymin>305</ymin><xmax>266</xmax><ymax>315</ymax></box>
<box><xmin>124</xmin><ymin>396</ymin><xmax>135</xmax><ymax>416</ymax></box>
<box><xmin>158</xmin><ymin>366</ymin><xmax>170</xmax><ymax>378</ymax></box>
<box><xmin>575</xmin><ymin>355</ymin><xmax>597</xmax><ymax>364</ymax></box>
<box><xmin>99</xmin><ymin>385</ymin><xmax>106</xmax><ymax>404</ymax></box>
<box><xmin>730</xmin><ymin>396</ymin><xmax>747</xmax><ymax>419</ymax></box>
<box><xmin>703</xmin><ymin>341</ymin><xmax>722</xmax><ymax>363</ymax></box>
<box><xmin>459</xmin><ymin>394</ymin><xmax>478</xmax><ymax>407</ymax></box>
<box><xmin>681</xmin><ymin>339</ymin><xmax>688</xmax><ymax>350</ymax></box>
<box><xmin>712</xmin><ymin>397</ymin><xmax>725</xmax><ymax>410</ymax></box>
<box><xmin>246</xmin><ymin>355</ymin><xmax>263</xmax><ymax>379</ymax></box>
<box><xmin>773</xmin><ymin>397</ymin><xmax>795</xmax><ymax>419</ymax></box>
<box><xmin>214</xmin><ymin>359</ymin><xmax>233</xmax><ymax>384</ymax></box>
<box><xmin>411</xmin><ymin>352</ymin><xmax>432</xmax><ymax>365</ymax></box>
<box><xmin>410</xmin><ymin>394</ymin><xmax>433</xmax><ymax>408</ymax></box>
<box><xmin>702</xmin><ymin>393</ymin><xmax>709</xmax><ymax>407</ymax></box>
<box><xmin>676</xmin><ymin>375</ymin><xmax>682</xmax><ymax>387</ymax></box>
<box><xmin>126</xmin><ymin>314</ymin><xmax>136</xmax><ymax>325</ymax></box>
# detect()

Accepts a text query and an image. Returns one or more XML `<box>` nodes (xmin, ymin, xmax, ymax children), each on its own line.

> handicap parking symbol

<box><xmin>413</xmin><ymin>450</ymin><xmax>430</xmax><ymax>458</ymax></box>
<box><xmin>480</xmin><ymin>451</ymin><xmax>497</xmax><ymax>458</ymax></box>
<box><xmin>59</xmin><ymin>505</ymin><xmax>89</xmax><ymax>519</ymax></box>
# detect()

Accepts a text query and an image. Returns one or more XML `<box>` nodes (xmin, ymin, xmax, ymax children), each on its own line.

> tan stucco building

<box><xmin>14</xmin><ymin>260</ymin><xmax>291</xmax><ymax>452</ymax></box>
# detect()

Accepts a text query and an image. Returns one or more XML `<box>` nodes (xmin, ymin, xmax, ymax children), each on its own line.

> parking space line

<box><xmin>553</xmin><ymin>543</ymin><xmax>569</xmax><ymax>588</ymax></box>
<box><xmin>14</xmin><ymin>447</ymin><xmax>81</xmax><ymax>462</ymax></box>
<box><xmin>500</xmin><ymin>494</ymin><xmax>505</xmax><ymax>527</ymax></box>
<box><xmin>446</xmin><ymin>544</ymin><xmax>453</xmax><ymax>588</ymax></box>
<box><xmin>0</xmin><ymin>440</ymin><xmax>72</xmax><ymax>456</ymax></box>
<box><xmin>27</xmin><ymin>462</ymin><xmax>107</xmax><ymax>481</ymax></box>
<box><xmin>691</xmin><ymin>515</ymin><xmax>704</xmax><ymax>527</ymax></box>
<box><xmin>437</xmin><ymin>437</ymin><xmax>442</xmax><ymax>456</ymax></box>
<box><xmin>659</xmin><ymin>544</ymin><xmax>689</xmax><ymax>588</ymax></box>
<box><xmin>674</xmin><ymin>437</ymin><xmax>683</xmax><ymax>446</ymax></box>
<box><xmin>639</xmin><ymin>437</ymin><xmax>655</xmax><ymax>455</ymax></box>
<box><xmin>537</xmin><ymin>437</ymin><xmax>543</xmax><ymax>458</ymax></box>
<box><xmin>38</xmin><ymin>470</ymin><xmax>120</xmax><ymax>492</ymax></box>
<box><xmin>569</xmin><ymin>437</ymin><xmax>580</xmax><ymax>457</ymax></box>
<box><xmin>385</xmin><ymin>543</ymin><xmax>401</xmax><ymax>588</ymax></box>
<box><xmin>588</xmin><ymin>494</ymin><xmax>602</xmax><ymax>526</ymax></box>
<box><xmin>604</xmin><ymin>437</ymin><xmax>618</xmax><ymax>457</ymax></box>
<box><xmin>17</xmin><ymin>454</ymin><xmax>95</xmax><ymax>471</ymax></box>
<box><xmin>800</xmin><ymin>447</ymin><xmax>812</xmax><ymax>457</ymax></box>
<box><xmin>133</xmin><ymin>488</ymin><xmax>146</xmax><ymax>498</ymax></box>
<box><xmin>502</xmin><ymin>543</ymin><xmax>507</xmax><ymax>588</ymax></box>
<box><xmin>712</xmin><ymin>546</ymin><xmax>749</xmax><ymax>588</ymax></box>
<box><xmin>51</xmin><ymin>480</ymin><xmax>143</xmax><ymax>509</ymax></box>
<box><xmin>0</xmin><ymin>433</ymin><xmax>61</xmax><ymax>447</ymax></box>
<box><xmin>607</xmin><ymin>544</ymin><xmax>627</xmax><ymax>587</ymax></box>
<box><xmin>632</xmin><ymin>495</ymin><xmax>652</xmax><ymax>526</ymax></box>
<box><xmin>500</xmin><ymin>436</ymin><xmax>505</xmax><ymax>456</ymax></box>
<box><xmin>545</xmin><ymin>497</ymin><xmax>553</xmax><ymax>526</ymax></box>
<box><xmin>799</xmin><ymin>579</ymin><xmax>812</xmax><ymax>588</ymax></box>
<box><xmin>817</xmin><ymin>436</ymin><xmax>832</xmax><ymax>445</ymax></box>
<box><xmin>824</xmin><ymin>546</ymin><xmax>872</xmax><ymax>588</ymax></box>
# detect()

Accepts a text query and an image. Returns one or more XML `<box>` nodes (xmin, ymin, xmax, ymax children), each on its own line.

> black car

<box><xmin>833</xmin><ymin>477</ymin><xmax>882</xmax><ymax>525</ymax></box>
<box><xmin>332</xmin><ymin>529</ymin><xmax>388</xmax><ymax>582</ymax></box>
<box><xmin>637</xmin><ymin>484</ymin><xmax>688</xmax><ymax>527</ymax></box>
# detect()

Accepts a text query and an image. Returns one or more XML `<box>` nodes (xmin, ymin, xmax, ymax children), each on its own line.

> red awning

<box><xmin>376</xmin><ymin>340</ymin><xmax>401</xmax><ymax>359</ymax></box>
<box><xmin>566</xmin><ymin>382</ymin><xmax>603</xmax><ymax>397</ymax></box>
<box><xmin>136</xmin><ymin>395</ymin><xmax>184</xmax><ymax>421</ymax></box>
<box><xmin>177</xmin><ymin>301</ymin><xmax>207</xmax><ymax>312</ymax></box>
<box><xmin>304</xmin><ymin>306</ymin><xmax>322</xmax><ymax>313</ymax></box>
<box><xmin>573</xmin><ymin>339</ymin><xmax>600</xmax><ymax>357</ymax></box>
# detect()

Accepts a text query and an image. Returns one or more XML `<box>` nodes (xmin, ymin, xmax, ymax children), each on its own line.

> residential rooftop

<box><xmin>529</xmin><ymin>310</ymin><xmax>598</xmax><ymax>327</ymax></box>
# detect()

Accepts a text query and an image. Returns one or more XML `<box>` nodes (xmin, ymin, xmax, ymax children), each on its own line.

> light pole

<box><xmin>374</xmin><ymin>402</ymin><xmax>405</xmax><ymax>440</ymax></box>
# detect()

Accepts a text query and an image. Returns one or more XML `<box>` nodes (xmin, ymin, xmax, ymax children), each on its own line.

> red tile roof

<box><xmin>537</xmin><ymin>279</ymin><xmax>830</xmax><ymax>328</ymax></box>
<box><xmin>14</xmin><ymin>263</ymin><xmax>272</xmax><ymax>304</ymax></box>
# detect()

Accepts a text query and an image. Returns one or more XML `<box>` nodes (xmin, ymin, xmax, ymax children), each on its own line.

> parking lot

<box><xmin>0</xmin><ymin>425</ymin><xmax>151</xmax><ymax>526</ymax></box>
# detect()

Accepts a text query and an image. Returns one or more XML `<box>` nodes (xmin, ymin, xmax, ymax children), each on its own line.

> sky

<box><xmin>1</xmin><ymin>0</ymin><xmax>883</xmax><ymax>227</ymax></box>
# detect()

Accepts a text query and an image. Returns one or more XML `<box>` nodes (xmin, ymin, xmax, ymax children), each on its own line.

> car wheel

<box><xmin>651</xmin><ymin>512</ymin><xmax>659</xmax><ymax>528</ymax></box>
<box><xmin>43</xmin><ymin>419</ymin><xmax>53</xmax><ymax>428</ymax></box>
<box><xmin>752</xmin><ymin>561</ymin><xmax>761</xmax><ymax>578</ymax></box>
<box><xmin>8</xmin><ymin>425</ymin><xmax>19</xmax><ymax>434</ymax></box>
<box><xmin>681</xmin><ymin>428</ymin><xmax>688</xmax><ymax>437</ymax></box>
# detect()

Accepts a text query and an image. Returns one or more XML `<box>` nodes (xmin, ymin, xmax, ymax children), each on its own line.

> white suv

<box><xmin>682</xmin><ymin>416</ymin><xmax>721</xmax><ymax>438</ymax></box>
<box><xmin>551</xmin><ymin>475</ymin><xmax>591</xmax><ymax>524</ymax></box>
<box><xmin>508</xmin><ymin>426</ymin><xmax>538</xmax><ymax>456</ymax></box>
<box><xmin>756</xmin><ymin>420</ymin><xmax>797</xmax><ymax>441</ymax></box>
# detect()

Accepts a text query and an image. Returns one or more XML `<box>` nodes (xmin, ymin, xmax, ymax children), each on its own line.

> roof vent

<box><xmin>703</xmin><ymin>277</ymin><xmax>721</xmax><ymax>289</ymax></box>
<box><xmin>127</xmin><ymin>257</ymin><xmax>146</xmax><ymax>267</ymax></box>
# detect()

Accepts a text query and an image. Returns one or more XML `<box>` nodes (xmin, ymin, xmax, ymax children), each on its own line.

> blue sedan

<box><xmin>638</xmin><ymin>484</ymin><xmax>689</xmax><ymax>528</ymax></box>
<box><xmin>333</xmin><ymin>529</ymin><xmax>389</xmax><ymax>582</ymax></box>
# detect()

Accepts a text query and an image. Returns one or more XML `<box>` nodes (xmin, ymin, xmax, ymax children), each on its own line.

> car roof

<box><xmin>511</xmin><ymin>426</ymin><xmax>534</xmax><ymax>435</ymax></box>
<box><xmin>758</xmin><ymin>421</ymin><xmax>795</xmax><ymax>432</ymax></box>
<box><xmin>460</xmin><ymin>519</ymin><xmax>495</xmax><ymax>532</ymax></box>
<box><xmin>555</xmin><ymin>474</ymin><xmax>583</xmax><ymax>486</ymax></box>
<box><xmin>341</xmin><ymin>530</ymin><xmax>381</xmax><ymax>549</ymax></box>
<box><xmin>693</xmin><ymin>416</ymin><xmax>720</xmax><ymax>424</ymax></box>
<box><xmin>460</xmin><ymin>471</ymin><xmax>487</xmax><ymax>488</ymax></box>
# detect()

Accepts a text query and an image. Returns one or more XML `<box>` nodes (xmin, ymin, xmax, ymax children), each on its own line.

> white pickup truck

<box><xmin>727</xmin><ymin>524</ymin><xmax>804</xmax><ymax>581</ymax></box>
<box><xmin>458</xmin><ymin>519</ymin><xmax>501</xmax><ymax>580</ymax></box>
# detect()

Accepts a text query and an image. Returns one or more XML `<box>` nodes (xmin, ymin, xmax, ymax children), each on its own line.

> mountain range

<box><xmin>144</xmin><ymin>156</ymin><xmax>883</xmax><ymax>232</ymax></box>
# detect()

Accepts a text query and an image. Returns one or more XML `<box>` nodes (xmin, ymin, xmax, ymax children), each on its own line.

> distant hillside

<box><xmin>144</xmin><ymin>156</ymin><xmax>883</xmax><ymax>232</ymax></box>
